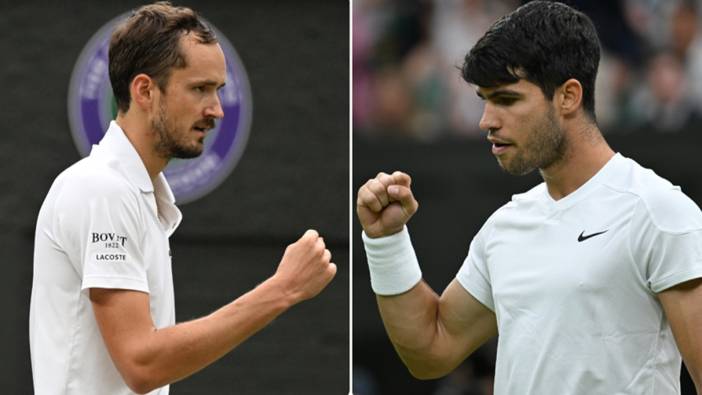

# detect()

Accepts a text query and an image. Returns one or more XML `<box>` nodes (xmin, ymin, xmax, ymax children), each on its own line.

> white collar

<box><xmin>541</xmin><ymin>152</ymin><xmax>624</xmax><ymax>209</ymax></box>
<box><xmin>91</xmin><ymin>121</ymin><xmax>182</xmax><ymax>234</ymax></box>
<box><xmin>92</xmin><ymin>121</ymin><xmax>155</xmax><ymax>193</ymax></box>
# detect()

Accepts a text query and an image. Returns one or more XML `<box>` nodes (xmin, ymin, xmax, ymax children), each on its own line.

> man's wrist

<box><xmin>258</xmin><ymin>275</ymin><xmax>298</xmax><ymax>311</ymax></box>
<box><xmin>362</xmin><ymin>226</ymin><xmax>422</xmax><ymax>295</ymax></box>
<box><xmin>361</xmin><ymin>225</ymin><xmax>403</xmax><ymax>239</ymax></box>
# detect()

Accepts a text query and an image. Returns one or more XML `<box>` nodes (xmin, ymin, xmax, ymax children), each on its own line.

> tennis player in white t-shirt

<box><xmin>357</xmin><ymin>2</ymin><xmax>702</xmax><ymax>394</ymax></box>
<box><xmin>30</xmin><ymin>4</ymin><xmax>335</xmax><ymax>394</ymax></box>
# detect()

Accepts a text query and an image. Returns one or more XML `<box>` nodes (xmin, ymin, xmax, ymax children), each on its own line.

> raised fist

<box><xmin>274</xmin><ymin>229</ymin><xmax>337</xmax><ymax>304</ymax></box>
<box><xmin>356</xmin><ymin>171</ymin><xmax>419</xmax><ymax>238</ymax></box>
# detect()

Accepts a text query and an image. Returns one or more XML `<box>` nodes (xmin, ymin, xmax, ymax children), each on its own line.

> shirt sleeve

<box><xmin>456</xmin><ymin>223</ymin><xmax>495</xmax><ymax>311</ymax></box>
<box><xmin>629</xmin><ymin>188</ymin><xmax>702</xmax><ymax>293</ymax></box>
<box><xmin>55</xmin><ymin>174</ymin><xmax>150</xmax><ymax>293</ymax></box>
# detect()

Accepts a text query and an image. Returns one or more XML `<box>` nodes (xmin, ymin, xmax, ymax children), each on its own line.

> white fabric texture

<box><xmin>457</xmin><ymin>153</ymin><xmax>702</xmax><ymax>395</ymax></box>
<box><xmin>363</xmin><ymin>226</ymin><xmax>423</xmax><ymax>295</ymax></box>
<box><xmin>30</xmin><ymin>121</ymin><xmax>182</xmax><ymax>395</ymax></box>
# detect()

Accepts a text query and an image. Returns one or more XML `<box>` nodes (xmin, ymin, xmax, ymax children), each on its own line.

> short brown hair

<box><xmin>109</xmin><ymin>1</ymin><xmax>217</xmax><ymax>113</ymax></box>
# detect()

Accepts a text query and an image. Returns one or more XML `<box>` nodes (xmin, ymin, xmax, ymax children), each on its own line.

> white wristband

<box><xmin>362</xmin><ymin>226</ymin><xmax>422</xmax><ymax>295</ymax></box>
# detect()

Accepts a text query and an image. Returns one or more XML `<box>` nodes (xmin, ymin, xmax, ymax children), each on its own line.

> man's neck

<box><xmin>540</xmin><ymin>123</ymin><xmax>615</xmax><ymax>201</ymax></box>
<box><xmin>115</xmin><ymin>114</ymin><xmax>168</xmax><ymax>181</ymax></box>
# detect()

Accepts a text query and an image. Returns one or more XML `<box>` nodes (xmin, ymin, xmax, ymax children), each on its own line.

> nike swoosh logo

<box><xmin>578</xmin><ymin>230</ymin><xmax>608</xmax><ymax>242</ymax></box>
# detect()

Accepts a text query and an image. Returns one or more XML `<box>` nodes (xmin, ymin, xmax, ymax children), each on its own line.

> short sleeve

<box><xmin>456</xmin><ymin>224</ymin><xmax>494</xmax><ymax>311</ymax></box>
<box><xmin>629</xmin><ymin>189</ymin><xmax>702</xmax><ymax>293</ymax></box>
<box><xmin>55</xmin><ymin>175</ymin><xmax>150</xmax><ymax>293</ymax></box>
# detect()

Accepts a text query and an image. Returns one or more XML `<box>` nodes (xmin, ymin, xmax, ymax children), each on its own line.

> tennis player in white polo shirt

<box><xmin>357</xmin><ymin>2</ymin><xmax>702</xmax><ymax>394</ymax></box>
<box><xmin>30</xmin><ymin>3</ymin><xmax>336</xmax><ymax>394</ymax></box>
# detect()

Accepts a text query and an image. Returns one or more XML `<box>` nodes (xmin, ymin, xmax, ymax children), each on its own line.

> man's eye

<box><xmin>194</xmin><ymin>86</ymin><xmax>205</xmax><ymax>93</ymax></box>
<box><xmin>495</xmin><ymin>97</ymin><xmax>517</xmax><ymax>106</ymax></box>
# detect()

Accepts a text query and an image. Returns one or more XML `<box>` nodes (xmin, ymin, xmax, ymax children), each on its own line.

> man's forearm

<box><xmin>93</xmin><ymin>230</ymin><xmax>335</xmax><ymax>394</ymax></box>
<box><xmin>376</xmin><ymin>279</ymin><xmax>498</xmax><ymax>381</ymax></box>
<box><xmin>376</xmin><ymin>280</ymin><xmax>449</xmax><ymax>379</ymax></box>
<box><xmin>685</xmin><ymin>357</ymin><xmax>702</xmax><ymax>395</ymax></box>
<box><xmin>119</xmin><ymin>277</ymin><xmax>294</xmax><ymax>393</ymax></box>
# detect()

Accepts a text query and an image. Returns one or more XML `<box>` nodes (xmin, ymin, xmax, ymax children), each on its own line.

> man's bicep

<box><xmin>90</xmin><ymin>288</ymin><xmax>154</xmax><ymax>372</ymax></box>
<box><xmin>74</xmin><ymin>187</ymin><xmax>149</xmax><ymax>293</ymax></box>
<box><xmin>437</xmin><ymin>280</ymin><xmax>497</xmax><ymax>364</ymax></box>
<box><xmin>658</xmin><ymin>278</ymin><xmax>702</xmax><ymax>388</ymax></box>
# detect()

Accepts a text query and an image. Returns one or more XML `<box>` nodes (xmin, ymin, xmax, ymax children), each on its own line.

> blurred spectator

<box><xmin>354</xmin><ymin>0</ymin><xmax>702</xmax><ymax>139</ymax></box>
<box><xmin>670</xmin><ymin>1</ymin><xmax>702</xmax><ymax>106</ymax></box>
<box><xmin>628</xmin><ymin>49</ymin><xmax>702</xmax><ymax>131</ymax></box>
<box><xmin>436</xmin><ymin>0</ymin><xmax>516</xmax><ymax>137</ymax></box>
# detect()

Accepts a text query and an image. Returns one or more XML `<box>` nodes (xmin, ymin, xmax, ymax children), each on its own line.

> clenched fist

<box><xmin>357</xmin><ymin>171</ymin><xmax>419</xmax><ymax>238</ymax></box>
<box><xmin>273</xmin><ymin>229</ymin><xmax>337</xmax><ymax>304</ymax></box>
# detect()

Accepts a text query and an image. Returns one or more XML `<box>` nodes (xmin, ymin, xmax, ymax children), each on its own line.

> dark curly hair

<box><xmin>462</xmin><ymin>1</ymin><xmax>601</xmax><ymax>121</ymax></box>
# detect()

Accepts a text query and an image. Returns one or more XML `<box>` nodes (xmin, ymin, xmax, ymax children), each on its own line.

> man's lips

<box><xmin>193</xmin><ymin>119</ymin><xmax>216</xmax><ymax>133</ymax></box>
<box><xmin>492</xmin><ymin>144</ymin><xmax>512</xmax><ymax>155</ymax></box>
<box><xmin>488</xmin><ymin>136</ymin><xmax>514</xmax><ymax>155</ymax></box>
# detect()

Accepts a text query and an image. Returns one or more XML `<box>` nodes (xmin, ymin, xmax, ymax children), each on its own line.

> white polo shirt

<box><xmin>457</xmin><ymin>153</ymin><xmax>702</xmax><ymax>395</ymax></box>
<box><xmin>30</xmin><ymin>121</ymin><xmax>182</xmax><ymax>394</ymax></box>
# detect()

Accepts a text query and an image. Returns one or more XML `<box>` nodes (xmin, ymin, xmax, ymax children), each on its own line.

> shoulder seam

<box><xmin>611</xmin><ymin>183</ymin><xmax>702</xmax><ymax>235</ymax></box>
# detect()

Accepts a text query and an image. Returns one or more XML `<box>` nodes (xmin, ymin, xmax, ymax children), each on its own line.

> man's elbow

<box><xmin>683</xmin><ymin>361</ymin><xmax>702</xmax><ymax>394</ymax></box>
<box><xmin>119</xmin><ymin>363</ymin><xmax>166</xmax><ymax>394</ymax></box>
<box><xmin>123</xmin><ymin>370</ymin><xmax>159</xmax><ymax>394</ymax></box>
<box><xmin>125</xmin><ymin>372</ymin><xmax>167</xmax><ymax>394</ymax></box>
<box><xmin>693</xmin><ymin>372</ymin><xmax>702</xmax><ymax>395</ymax></box>
<box><xmin>127</xmin><ymin>382</ymin><xmax>153</xmax><ymax>395</ymax></box>
<box><xmin>401</xmin><ymin>353</ymin><xmax>456</xmax><ymax>380</ymax></box>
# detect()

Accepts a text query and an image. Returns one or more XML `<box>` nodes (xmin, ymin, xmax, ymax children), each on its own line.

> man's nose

<box><xmin>204</xmin><ymin>94</ymin><xmax>224</xmax><ymax>119</ymax></box>
<box><xmin>478</xmin><ymin>103</ymin><xmax>499</xmax><ymax>132</ymax></box>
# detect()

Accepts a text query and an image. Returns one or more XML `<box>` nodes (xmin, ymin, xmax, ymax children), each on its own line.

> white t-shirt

<box><xmin>30</xmin><ymin>121</ymin><xmax>182</xmax><ymax>394</ymax></box>
<box><xmin>457</xmin><ymin>153</ymin><xmax>702</xmax><ymax>395</ymax></box>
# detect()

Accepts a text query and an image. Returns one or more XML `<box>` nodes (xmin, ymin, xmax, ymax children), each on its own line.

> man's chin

<box><xmin>497</xmin><ymin>158</ymin><xmax>535</xmax><ymax>176</ymax></box>
<box><xmin>171</xmin><ymin>145</ymin><xmax>204</xmax><ymax>159</ymax></box>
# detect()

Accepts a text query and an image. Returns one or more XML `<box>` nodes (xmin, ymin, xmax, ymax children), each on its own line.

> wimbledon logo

<box><xmin>68</xmin><ymin>13</ymin><xmax>252</xmax><ymax>204</ymax></box>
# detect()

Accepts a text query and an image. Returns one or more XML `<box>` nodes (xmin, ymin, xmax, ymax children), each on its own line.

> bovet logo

<box><xmin>68</xmin><ymin>12</ymin><xmax>252</xmax><ymax>204</ymax></box>
<box><xmin>91</xmin><ymin>232</ymin><xmax>127</xmax><ymax>246</ymax></box>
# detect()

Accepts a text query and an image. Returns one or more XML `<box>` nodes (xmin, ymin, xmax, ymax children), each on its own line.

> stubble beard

<box><xmin>152</xmin><ymin>100</ymin><xmax>204</xmax><ymax>160</ymax></box>
<box><xmin>499</xmin><ymin>106</ymin><xmax>566</xmax><ymax>176</ymax></box>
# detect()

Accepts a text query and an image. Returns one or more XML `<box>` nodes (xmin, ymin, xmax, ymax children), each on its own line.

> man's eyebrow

<box><xmin>192</xmin><ymin>80</ymin><xmax>226</xmax><ymax>89</ymax></box>
<box><xmin>476</xmin><ymin>89</ymin><xmax>522</xmax><ymax>100</ymax></box>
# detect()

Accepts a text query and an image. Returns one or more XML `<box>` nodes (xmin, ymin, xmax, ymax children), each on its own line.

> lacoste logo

<box><xmin>577</xmin><ymin>230</ymin><xmax>608</xmax><ymax>242</ymax></box>
<box><xmin>96</xmin><ymin>253</ymin><xmax>127</xmax><ymax>261</ymax></box>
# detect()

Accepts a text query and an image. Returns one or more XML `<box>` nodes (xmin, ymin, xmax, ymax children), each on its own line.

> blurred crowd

<box><xmin>353</xmin><ymin>0</ymin><xmax>702</xmax><ymax>139</ymax></box>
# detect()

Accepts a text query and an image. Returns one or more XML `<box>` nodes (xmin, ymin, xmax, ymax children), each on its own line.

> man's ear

<box><xmin>556</xmin><ymin>78</ymin><xmax>583</xmax><ymax>117</ymax></box>
<box><xmin>129</xmin><ymin>74</ymin><xmax>157</xmax><ymax>111</ymax></box>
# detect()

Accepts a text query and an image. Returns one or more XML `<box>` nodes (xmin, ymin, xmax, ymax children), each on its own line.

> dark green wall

<box><xmin>1</xmin><ymin>1</ymin><xmax>349</xmax><ymax>393</ymax></box>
